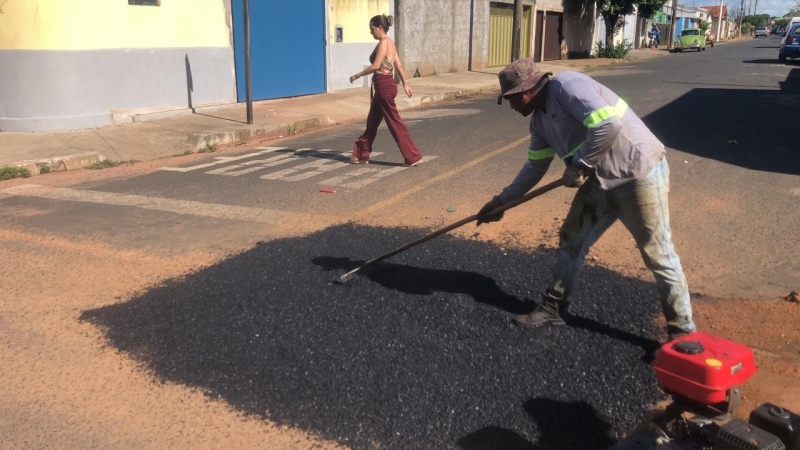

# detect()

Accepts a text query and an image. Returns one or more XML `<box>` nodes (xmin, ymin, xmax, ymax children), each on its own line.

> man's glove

<box><xmin>476</xmin><ymin>196</ymin><xmax>504</xmax><ymax>226</ymax></box>
<box><xmin>562</xmin><ymin>157</ymin><xmax>590</xmax><ymax>188</ymax></box>
<box><xmin>562</xmin><ymin>166</ymin><xmax>588</xmax><ymax>188</ymax></box>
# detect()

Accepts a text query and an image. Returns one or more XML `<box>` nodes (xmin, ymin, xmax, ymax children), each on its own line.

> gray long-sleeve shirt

<box><xmin>497</xmin><ymin>71</ymin><xmax>666</xmax><ymax>204</ymax></box>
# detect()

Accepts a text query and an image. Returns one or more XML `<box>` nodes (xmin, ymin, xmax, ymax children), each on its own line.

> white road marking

<box><xmin>221</xmin><ymin>155</ymin><xmax>297</xmax><ymax>176</ymax></box>
<box><xmin>320</xmin><ymin>167</ymin><xmax>381</xmax><ymax>186</ymax></box>
<box><xmin>160</xmin><ymin>147</ymin><xmax>287</xmax><ymax>172</ymax></box>
<box><xmin>207</xmin><ymin>151</ymin><xmax>306</xmax><ymax>176</ymax></box>
<box><xmin>320</xmin><ymin>156</ymin><xmax>438</xmax><ymax>189</ymax></box>
<box><xmin>162</xmin><ymin>146</ymin><xmax>436</xmax><ymax>190</ymax></box>
<box><xmin>1</xmin><ymin>184</ymin><xmax>325</xmax><ymax>224</ymax></box>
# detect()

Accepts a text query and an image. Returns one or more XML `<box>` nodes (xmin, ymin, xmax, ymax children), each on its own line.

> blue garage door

<box><xmin>232</xmin><ymin>0</ymin><xmax>326</xmax><ymax>101</ymax></box>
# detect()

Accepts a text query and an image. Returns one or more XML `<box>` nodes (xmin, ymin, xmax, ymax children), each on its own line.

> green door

<box><xmin>489</xmin><ymin>3</ymin><xmax>532</xmax><ymax>67</ymax></box>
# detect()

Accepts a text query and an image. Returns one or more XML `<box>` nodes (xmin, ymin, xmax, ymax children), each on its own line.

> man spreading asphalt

<box><xmin>476</xmin><ymin>58</ymin><xmax>696</xmax><ymax>341</ymax></box>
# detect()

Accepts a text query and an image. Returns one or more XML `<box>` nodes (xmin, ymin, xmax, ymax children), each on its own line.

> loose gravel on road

<box><xmin>82</xmin><ymin>224</ymin><xmax>668</xmax><ymax>450</ymax></box>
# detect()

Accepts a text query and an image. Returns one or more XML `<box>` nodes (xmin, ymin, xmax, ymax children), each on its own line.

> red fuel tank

<box><xmin>653</xmin><ymin>332</ymin><xmax>758</xmax><ymax>404</ymax></box>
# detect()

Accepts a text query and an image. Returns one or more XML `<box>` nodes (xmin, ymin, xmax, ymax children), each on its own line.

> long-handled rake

<box><xmin>339</xmin><ymin>178</ymin><xmax>565</xmax><ymax>281</ymax></box>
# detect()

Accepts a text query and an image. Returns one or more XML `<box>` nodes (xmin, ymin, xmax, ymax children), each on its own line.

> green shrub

<box><xmin>87</xmin><ymin>160</ymin><xmax>121</xmax><ymax>170</ymax></box>
<box><xmin>0</xmin><ymin>166</ymin><xmax>32</xmax><ymax>181</ymax></box>
<box><xmin>86</xmin><ymin>159</ymin><xmax>139</xmax><ymax>170</ymax></box>
<box><xmin>741</xmin><ymin>23</ymin><xmax>754</xmax><ymax>35</ymax></box>
<box><xmin>596</xmin><ymin>39</ymin><xmax>634</xmax><ymax>59</ymax></box>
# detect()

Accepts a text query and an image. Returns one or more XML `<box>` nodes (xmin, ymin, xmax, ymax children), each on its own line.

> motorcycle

<box><xmin>647</xmin><ymin>31</ymin><xmax>661</xmax><ymax>48</ymax></box>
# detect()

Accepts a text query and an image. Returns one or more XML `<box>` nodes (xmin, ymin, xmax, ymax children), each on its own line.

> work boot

<box><xmin>667</xmin><ymin>326</ymin><xmax>693</xmax><ymax>342</ymax></box>
<box><xmin>650</xmin><ymin>328</ymin><xmax>694</xmax><ymax>361</ymax></box>
<box><xmin>513</xmin><ymin>295</ymin><xmax>566</xmax><ymax>328</ymax></box>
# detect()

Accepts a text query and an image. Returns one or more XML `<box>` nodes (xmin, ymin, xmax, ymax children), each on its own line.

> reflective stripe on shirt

<box><xmin>582</xmin><ymin>98</ymin><xmax>629</xmax><ymax>128</ymax></box>
<box><xmin>561</xmin><ymin>142</ymin><xmax>584</xmax><ymax>160</ymax></box>
<box><xmin>528</xmin><ymin>148</ymin><xmax>555</xmax><ymax>161</ymax></box>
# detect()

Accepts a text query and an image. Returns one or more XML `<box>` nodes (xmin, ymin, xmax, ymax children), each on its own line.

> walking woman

<box><xmin>349</xmin><ymin>14</ymin><xmax>422</xmax><ymax>166</ymax></box>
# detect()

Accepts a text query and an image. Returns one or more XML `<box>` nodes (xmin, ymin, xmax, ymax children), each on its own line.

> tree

<box><xmin>699</xmin><ymin>20</ymin><xmax>711</xmax><ymax>33</ymax></box>
<box><xmin>590</xmin><ymin>0</ymin><xmax>639</xmax><ymax>46</ymax></box>
<box><xmin>585</xmin><ymin>0</ymin><xmax>667</xmax><ymax>46</ymax></box>
<box><xmin>743</xmin><ymin>13</ymin><xmax>770</xmax><ymax>27</ymax></box>
<box><xmin>637</xmin><ymin>0</ymin><xmax>668</xmax><ymax>19</ymax></box>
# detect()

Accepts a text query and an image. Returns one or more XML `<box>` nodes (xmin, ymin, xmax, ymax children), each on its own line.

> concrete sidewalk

<box><xmin>0</xmin><ymin>50</ymin><xmax>666</xmax><ymax>175</ymax></box>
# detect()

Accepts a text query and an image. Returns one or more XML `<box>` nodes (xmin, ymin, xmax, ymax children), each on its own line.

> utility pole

<box><xmin>753</xmin><ymin>0</ymin><xmax>758</xmax><ymax>16</ymax></box>
<box><xmin>468</xmin><ymin>0</ymin><xmax>475</xmax><ymax>70</ymax></box>
<box><xmin>511</xmin><ymin>0</ymin><xmax>523</xmax><ymax>61</ymax></box>
<box><xmin>716</xmin><ymin>0</ymin><xmax>724</xmax><ymax>42</ymax></box>
<box><xmin>243</xmin><ymin>0</ymin><xmax>253</xmax><ymax>124</ymax></box>
<box><xmin>669</xmin><ymin>0</ymin><xmax>679</xmax><ymax>49</ymax></box>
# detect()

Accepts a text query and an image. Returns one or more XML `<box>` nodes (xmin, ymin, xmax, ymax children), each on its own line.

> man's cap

<box><xmin>496</xmin><ymin>58</ymin><xmax>551</xmax><ymax>105</ymax></box>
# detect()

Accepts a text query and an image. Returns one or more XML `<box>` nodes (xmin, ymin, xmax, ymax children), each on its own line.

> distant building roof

<box><xmin>701</xmin><ymin>5</ymin><xmax>728</xmax><ymax>18</ymax></box>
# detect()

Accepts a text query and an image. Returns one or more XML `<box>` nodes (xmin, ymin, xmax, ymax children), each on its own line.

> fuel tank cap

<box><xmin>769</xmin><ymin>406</ymin><xmax>791</xmax><ymax>420</ymax></box>
<box><xmin>672</xmin><ymin>341</ymin><xmax>704</xmax><ymax>355</ymax></box>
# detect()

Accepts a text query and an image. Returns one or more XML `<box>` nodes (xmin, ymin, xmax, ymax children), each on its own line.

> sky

<box><xmin>697</xmin><ymin>0</ymin><xmax>797</xmax><ymax>17</ymax></box>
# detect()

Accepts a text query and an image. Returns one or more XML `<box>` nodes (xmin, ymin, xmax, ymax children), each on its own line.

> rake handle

<box><xmin>340</xmin><ymin>178</ymin><xmax>565</xmax><ymax>280</ymax></box>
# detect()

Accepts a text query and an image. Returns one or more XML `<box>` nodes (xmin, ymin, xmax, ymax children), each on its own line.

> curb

<box><xmin>415</xmin><ymin>86</ymin><xmax>498</xmax><ymax>107</ymax></box>
<box><xmin>188</xmin><ymin>115</ymin><xmax>332</xmax><ymax>151</ymax></box>
<box><xmin>5</xmin><ymin>152</ymin><xmax>107</xmax><ymax>177</ymax></box>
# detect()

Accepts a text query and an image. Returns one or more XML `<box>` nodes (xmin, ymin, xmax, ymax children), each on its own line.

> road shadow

<box><xmin>644</xmin><ymin>67</ymin><xmax>800</xmax><ymax>175</ymax></box>
<box><xmin>741</xmin><ymin>59</ymin><xmax>790</xmax><ymax>64</ymax></box>
<box><xmin>267</xmin><ymin>148</ymin><xmax>404</xmax><ymax>167</ymax></box>
<box><xmin>81</xmin><ymin>224</ymin><xmax>667</xmax><ymax>449</ymax></box>
<box><xmin>315</xmin><ymin>256</ymin><xmax>533</xmax><ymax>314</ymax></box>
<box><xmin>315</xmin><ymin>256</ymin><xmax>661</xmax><ymax>355</ymax></box>
<box><xmin>458</xmin><ymin>399</ymin><xmax>615</xmax><ymax>450</ymax></box>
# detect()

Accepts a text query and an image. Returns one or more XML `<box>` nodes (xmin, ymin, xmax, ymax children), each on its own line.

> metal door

<box><xmin>544</xmin><ymin>12</ymin><xmax>562</xmax><ymax>61</ymax></box>
<box><xmin>232</xmin><ymin>0</ymin><xmax>326</xmax><ymax>101</ymax></box>
<box><xmin>488</xmin><ymin>3</ymin><xmax>532</xmax><ymax>67</ymax></box>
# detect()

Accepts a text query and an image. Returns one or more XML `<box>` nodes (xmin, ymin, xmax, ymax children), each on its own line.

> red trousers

<box><xmin>352</xmin><ymin>74</ymin><xmax>422</xmax><ymax>165</ymax></box>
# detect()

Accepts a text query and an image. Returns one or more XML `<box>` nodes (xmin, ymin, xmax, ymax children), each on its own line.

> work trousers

<box><xmin>548</xmin><ymin>157</ymin><xmax>696</xmax><ymax>335</ymax></box>
<box><xmin>352</xmin><ymin>74</ymin><xmax>422</xmax><ymax>165</ymax></box>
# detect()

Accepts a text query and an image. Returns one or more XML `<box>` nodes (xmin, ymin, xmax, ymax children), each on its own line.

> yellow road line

<box><xmin>355</xmin><ymin>136</ymin><xmax>528</xmax><ymax>218</ymax></box>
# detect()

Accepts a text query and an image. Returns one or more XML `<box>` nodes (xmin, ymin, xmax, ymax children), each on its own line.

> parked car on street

<box><xmin>788</xmin><ymin>17</ymin><xmax>800</xmax><ymax>34</ymax></box>
<box><xmin>754</xmin><ymin>27</ymin><xmax>769</xmax><ymax>37</ymax></box>
<box><xmin>674</xmin><ymin>28</ymin><xmax>707</xmax><ymax>51</ymax></box>
<box><xmin>779</xmin><ymin>24</ymin><xmax>800</xmax><ymax>63</ymax></box>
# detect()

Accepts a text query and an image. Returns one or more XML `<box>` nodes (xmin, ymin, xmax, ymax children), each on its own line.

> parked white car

<box><xmin>754</xmin><ymin>27</ymin><xmax>769</xmax><ymax>37</ymax></box>
<box><xmin>787</xmin><ymin>17</ymin><xmax>800</xmax><ymax>35</ymax></box>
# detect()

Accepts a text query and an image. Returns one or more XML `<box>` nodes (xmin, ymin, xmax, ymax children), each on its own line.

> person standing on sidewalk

<box><xmin>349</xmin><ymin>14</ymin><xmax>422</xmax><ymax>167</ymax></box>
<box><xmin>476</xmin><ymin>58</ymin><xmax>696</xmax><ymax>341</ymax></box>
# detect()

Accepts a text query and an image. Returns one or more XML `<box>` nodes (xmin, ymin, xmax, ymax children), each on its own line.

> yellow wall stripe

<box><xmin>329</xmin><ymin>0</ymin><xmax>388</xmax><ymax>44</ymax></box>
<box><xmin>0</xmin><ymin>0</ymin><xmax>230</xmax><ymax>51</ymax></box>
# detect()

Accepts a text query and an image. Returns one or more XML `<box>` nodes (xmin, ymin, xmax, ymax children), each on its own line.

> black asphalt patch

<box><xmin>81</xmin><ymin>224</ymin><xmax>667</xmax><ymax>449</ymax></box>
